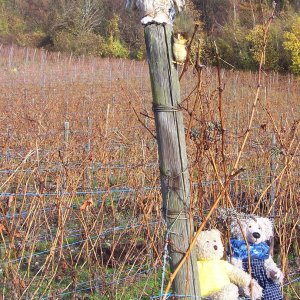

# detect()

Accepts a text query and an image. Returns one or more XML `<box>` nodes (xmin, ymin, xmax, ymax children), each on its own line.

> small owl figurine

<box><xmin>126</xmin><ymin>0</ymin><xmax>185</xmax><ymax>25</ymax></box>
<box><xmin>173</xmin><ymin>33</ymin><xmax>188</xmax><ymax>65</ymax></box>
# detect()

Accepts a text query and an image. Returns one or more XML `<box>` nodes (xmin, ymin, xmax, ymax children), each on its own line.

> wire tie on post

<box><xmin>152</xmin><ymin>104</ymin><xmax>180</xmax><ymax>113</ymax></box>
<box><xmin>168</xmin><ymin>231</ymin><xmax>178</xmax><ymax>235</ymax></box>
<box><xmin>167</xmin><ymin>210</ymin><xmax>189</xmax><ymax>220</ymax></box>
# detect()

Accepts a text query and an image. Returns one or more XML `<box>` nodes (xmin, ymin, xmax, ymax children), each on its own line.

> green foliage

<box><xmin>211</xmin><ymin>21</ymin><xmax>257</xmax><ymax>70</ymax></box>
<box><xmin>0</xmin><ymin>1</ymin><xmax>25</xmax><ymax>43</ymax></box>
<box><xmin>0</xmin><ymin>0</ymin><xmax>300</xmax><ymax>68</ymax></box>
<box><xmin>246</xmin><ymin>25</ymin><xmax>280</xmax><ymax>70</ymax></box>
<box><xmin>107</xmin><ymin>14</ymin><xmax>120</xmax><ymax>40</ymax></box>
<box><xmin>53</xmin><ymin>30</ymin><xmax>104</xmax><ymax>56</ymax></box>
<box><xmin>101</xmin><ymin>37</ymin><xmax>129</xmax><ymax>59</ymax></box>
<box><xmin>174</xmin><ymin>10</ymin><xmax>197</xmax><ymax>37</ymax></box>
<box><xmin>135</xmin><ymin>48</ymin><xmax>144</xmax><ymax>61</ymax></box>
<box><xmin>0</xmin><ymin>0</ymin><xmax>8</xmax><ymax>35</ymax></box>
<box><xmin>0</xmin><ymin>1</ymin><xmax>48</xmax><ymax>47</ymax></box>
<box><xmin>246</xmin><ymin>26</ymin><xmax>265</xmax><ymax>63</ymax></box>
<box><xmin>0</xmin><ymin>16</ymin><xmax>9</xmax><ymax>35</ymax></box>
<box><xmin>284</xmin><ymin>17</ymin><xmax>300</xmax><ymax>74</ymax></box>
<box><xmin>14</xmin><ymin>28</ymin><xmax>48</xmax><ymax>48</ymax></box>
<box><xmin>205</xmin><ymin>9</ymin><xmax>295</xmax><ymax>72</ymax></box>
<box><xmin>52</xmin><ymin>11</ymin><xmax>129</xmax><ymax>58</ymax></box>
<box><xmin>100</xmin><ymin>14</ymin><xmax>129</xmax><ymax>58</ymax></box>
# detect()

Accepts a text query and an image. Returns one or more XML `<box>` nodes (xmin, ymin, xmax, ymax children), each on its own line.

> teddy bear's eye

<box><xmin>258</xmin><ymin>227</ymin><xmax>261</xmax><ymax>230</ymax></box>
<box><xmin>213</xmin><ymin>240</ymin><xmax>216</xmax><ymax>242</ymax></box>
<box><xmin>249</xmin><ymin>225</ymin><xmax>252</xmax><ymax>228</ymax></box>
<box><xmin>206</xmin><ymin>241</ymin><xmax>209</xmax><ymax>243</ymax></box>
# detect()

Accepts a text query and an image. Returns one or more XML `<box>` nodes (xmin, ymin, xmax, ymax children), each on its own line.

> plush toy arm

<box><xmin>264</xmin><ymin>257</ymin><xmax>284</xmax><ymax>284</ymax></box>
<box><xmin>227</xmin><ymin>262</ymin><xmax>251</xmax><ymax>287</ymax></box>
<box><xmin>174</xmin><ymin>0</ymin><xmax>185</xmax><ymax>11</ymax></box>
<box><xmin>227</xmin><ymin>262</ymin><xmax>263</xmax><ymax>300</ymax></box>
<box><xmin>243</xmin><ymin>279</ymin><xmax>263</xmax><ymax>300</ymax></box>
<box><xmin>231</xmin><ymin>257</ymin><xmax>243</xmax><ymax>269</ymax></box>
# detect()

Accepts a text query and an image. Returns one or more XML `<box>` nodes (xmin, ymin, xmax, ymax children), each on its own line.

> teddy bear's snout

<box><xmin>252</xmin><ymin>232</ymin><xmax>261</xmax><ymax>239</ymax></box>
<box><xmin>213</xmin><ymin>245</ymin><xmax>218</xmax><ymax>250</ymax></box>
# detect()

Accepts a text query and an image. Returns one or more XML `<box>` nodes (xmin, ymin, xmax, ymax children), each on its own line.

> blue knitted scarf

<box><xmin>230</xmin><ymin>239</ymin><xmax>270</xmax><ymax>260</ymax></box>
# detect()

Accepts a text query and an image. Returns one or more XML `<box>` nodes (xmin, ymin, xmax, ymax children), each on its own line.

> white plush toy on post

<box><xmin>195</xmin><ymin>229</ymin><xmax>262</xmax><ymax>300</ymax></box>
<box><xmin>230</xmin><ymin>216</ymin><xmax>284</xmax><ymax>300</ymax></box>
<box><xmin>126</xmin><ymin>0</ymin><xmax>185</xmax><ymax>25</ymax></box>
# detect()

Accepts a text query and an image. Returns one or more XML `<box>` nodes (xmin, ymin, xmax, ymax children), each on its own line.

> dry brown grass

<box><xmin>0</xmin><ymin>44</ymin><xmax>299</xmax><ymax>299</ymax></box>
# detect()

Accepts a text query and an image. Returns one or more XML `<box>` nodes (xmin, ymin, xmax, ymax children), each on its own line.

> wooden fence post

<box><xmin>269</xmin><ymin>132</ymin><xmax>277</xmax><ymax>256</ymax></box>
<box><xmin>64</xmin><ymin>121</ymin><xmax>70</xmax><ymax>147</ymax></box>
<box><xmin>85</xmin><ymin>117</ymin><xmax>92</xmax><ymax>191</ymax></box>
<box><xmin>144</xmin><ymin>24</ymin><xmax>200</xmax><ymax>297</ymax></box>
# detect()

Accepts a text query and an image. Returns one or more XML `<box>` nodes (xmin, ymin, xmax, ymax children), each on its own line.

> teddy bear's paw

<box><xmin>243</xmin><ymin>279</ymin><xmax>263</xmax><ymax>300</ymax></box>
<box><xmin>270</xmin><ymin>269</ymin><xmax>284</xmax><ymax>284</ymax></box>
<box><xmin>240</xmin><ymin>279</ymin><xmax>263</xmax><ymax>300</ymax></box>
<box><xmin>141</xmin><ymin>15</ymin><xmax>154</xmax><ymax>25</ymax></box>
<box><xmin>153</xmin><ymin>12</ymin><xmax>171</xmax><ymax>24</ymax></box>
<box><xmin>211</xmin><ymin>283</ymin><xmax>239</xmax><ymax>300</ymax></box>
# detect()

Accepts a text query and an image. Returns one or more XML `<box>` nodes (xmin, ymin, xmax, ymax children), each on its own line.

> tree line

<box><xmin>0</xmin><ymin>0</ymin><xmax>299</xmax><ymax>73</ymax></box>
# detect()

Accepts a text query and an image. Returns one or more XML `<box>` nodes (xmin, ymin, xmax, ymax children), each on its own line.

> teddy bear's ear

<box><xmin>210</xmin><ymin>229</ymin><xmax>221</xmax><ymax>238</ymax></box>
<box><xmin>230</xmin><ymin>219</ymin><xmax>241</xmax><ymax>238</ymax></box>
<box><xmin>194</xmin><ymin>234</ymin><xmax>200</xmax><ymax>252</ymax></box>
<box><xmin>258</xmin><ymin>217</ymin><xmax>273</xmax><ymax>240</ymax></box>
<box><xmin>195</xmin><ymin>230</ymin><xmax>205</xmax><ymax>244</ymax></box>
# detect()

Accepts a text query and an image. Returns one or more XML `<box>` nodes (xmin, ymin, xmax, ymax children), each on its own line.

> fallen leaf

<box><xmin>80</xmin><ymin>198</ymin><xmax>94</xmax><ymax>211</ymax></box>
<box><xmin>14</xmin><ymin>230</ymin><xmax>23</xmax><ymax>238</ymax></box>
<box><xmin>13</xmin><ymin>276</ymin><xmax>26</xmax><ymax>290</ymax></box>
<box><xmin>0</xmin><ymin>204</ymin><xmax>5</xmax><ymax>215</ymax></box>
<box><xmin>0</xmin><ymin>224</ymin><xmax>6</xmax><ymax>234</ymax></box>
<box><xmin>8</xmin><ymin>195</ymin><xmax>14</xmax><ymax>208</ymax></box>
<box><xmin>61</xmin><ymin>261</ymin><xmax>68</xmax><ymax>272</ymax></box>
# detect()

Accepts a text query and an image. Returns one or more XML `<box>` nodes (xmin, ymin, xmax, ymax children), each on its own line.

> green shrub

<box><xmin>211</xmin><ymin>21</ymin><xmax>257</xmax><ymax>70</ymax></box>
<box><xmin>204</xmin><ymin>9</ymin><xmax>296</xmax><ymax>72</ymax></box>
<box><xmin>135</xmin><ymin>48</ymin><xmax>144</xmax><ymax>60</ymax></box>
<box><xmin>53</xmin><ymin>30</ymin><xmax>104</xmax><ymax>56</ymax></box>
<box><xmin>246</xmin><ymin>25</ymin><xmax>280</xmax><ymax>70</ymax></box>
<box><xmin>0</xmin><ymin>7</ymin><xmax>9</xmax><ymax>35</ymax></box>
<box><xmin>100</xmin><ymin>14</ymin><xmax>129</xmax><ymax>58</ymax></box>
<box><xmin>53</xmin><ymin>29</ymin><xmax>129</xmax><ymax>58</ymax></box>
<box><xmin>19</xmin><ymin>29</ymin><xmax>47</xmax><ymax>47</ymax></box>
<box><xmin>107</xmin><ymin>14</ymin><xmax>120</xmax><ymax>40</ymax></box>
<box><xmin>101</xmin><ymin>37</ymin><xmax>129</xmax><ymax>58</ymax></box>
<box><xmin>284</xmin><ymin>17</ymin><xmax>300</xmax><ymax>74</ymax></box>
<box><xmin>0</xmin><ymin>4</ymin><xmax>27</xmax><ymax>45</ymax></box>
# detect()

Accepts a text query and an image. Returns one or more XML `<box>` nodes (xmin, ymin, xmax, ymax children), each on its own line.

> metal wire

<box><xmin>41</xmin><ymin>266</ymin><xmax>157</xmax><ymax>300</ymax></box>
<box><xmin>1</xmin><ymin>221</ymin><xmax>160</xmax><ymax>266</ymax></box>
<box><xmin>0</xmin><ymin>172</ymin><xmax>286</xmax><ymax>199</ymax></box>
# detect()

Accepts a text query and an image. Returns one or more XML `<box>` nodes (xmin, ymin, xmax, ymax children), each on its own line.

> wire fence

<box><xmin>2</xmin><ymin>221</ymin><xmax>161</xmax><ymax>266</ymax></box>
<box><xmin>0</xmin><ymin>46</ymin><xmax>299</xmax><ymax>299</ymax></box>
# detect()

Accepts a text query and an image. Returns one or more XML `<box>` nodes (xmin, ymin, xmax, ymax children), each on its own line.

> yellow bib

<box><xmin>197</xmin><ymin>260</ymin><xmax>232</xmax><ymax>297</ymax></box>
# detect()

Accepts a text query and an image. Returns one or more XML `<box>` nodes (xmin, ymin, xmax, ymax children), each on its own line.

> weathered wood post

<box><xmin>64</xmin><ymin>121</ymin><xmax>70</xmax><ymax>147</ymax></box>
<box><xmin>144</xmin><ymin>24</ymin><xmax>200</xmax><ymax>297</ymax></box>
<box><xmin>61</xmin><ymin>121</ymin><xmax>70</xmax><ymax>194</ymax></box>
<box><xmin>269</xmin><ymin>132</ymin><xmax>276</xmax><ymax>256</ymax></box>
